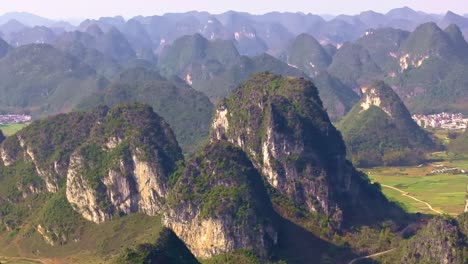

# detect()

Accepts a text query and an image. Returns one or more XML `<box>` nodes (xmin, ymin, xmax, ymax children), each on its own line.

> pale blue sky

<box><xmin>0</xmin><ymin>0</ymin><xmax>467</xmax><ymax>19</ymax></box>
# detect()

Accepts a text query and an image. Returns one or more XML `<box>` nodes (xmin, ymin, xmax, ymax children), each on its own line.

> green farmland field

<box><xmin>365</xmin><ymin>153</ymin><xmax>468</xmax><ymax>215</ymax></box>
<box><xmin>0</xmin><ymin>123</ymin><xmax>28</xmax><ymax>136</ymax></box>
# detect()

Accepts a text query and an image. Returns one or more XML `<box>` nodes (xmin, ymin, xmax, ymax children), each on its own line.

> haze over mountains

<box><xmin>8</xmin><ymin>6</ymin><xmax>468</xmax><ymax>148</ymax></box>
<box><xmin>0</xmin><ymin>5</ymin><xmax>467</xmax><ymax>263</ymax></box>
<box><xmin>1</xmin><ymin>7</ymin><xmax>468</xmax><ymax>48</ymax></box>
<box><xmin>0</xmin><ymin>6</ymin><xmax>467</xmax><ymax>147</ymax></box>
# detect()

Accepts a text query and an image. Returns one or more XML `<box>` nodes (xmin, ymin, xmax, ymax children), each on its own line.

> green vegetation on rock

<box><xmin>168</xmin><ymin>141</ymin><xmax>273</xmax><ymax>221</ymax></box>
<box><xmin>338</xmin><ymin>81</ymin><xmax>437</xmax><ymax>167</ymax></box>
<box><xmin>0</xmin><ymin>103</ymin><xmax>183</xmax><ymax>254</ymax></box>
<box><xmin>400</xmin><ymin>215</ymin><xmax>468</xmax><ymax>264</ymax></box>
<box><xmin>191</xmin><ymin>53</ymin><xmax>306</xmax><ymax>103</ymax></box>
<box><xmin>77</xmin><ymin>67</ymin><xmax>214</xmax><ymax>153</ymax></box>
<box><xmin>213</xmin><ymin>73</ymin><xmax>405</xmax><ymax>227</ymax></box>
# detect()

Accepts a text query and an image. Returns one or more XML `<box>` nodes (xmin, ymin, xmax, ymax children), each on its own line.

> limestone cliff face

<box><xmin>66</xmin><ymin>146</ymin><xmax>170</xmax><ymax>223</ymax></box>
<box><xmin>164</xmin><ymin>142</ymin><xmax>278</xmax><ymax>258</ymax></box>
<box><xmin>360</xmin><ymin>86</ymin><xmax>392</xmax><ymax>117</ymax></box>
<box><xmin>211</xmin><ymin>73</ymin><xmax>401</xmax><ymax>226</ymax></box>
<box><xmin>357</xmin><ymin>81</ymin><xmax>418</xmax><ymax>123</ymax></box>
<box><xmin>0</xmin><ymin>112</ymin><xmax>99</xmax><ymax>194</ymax></box>
<box><xmin>465</xmin><ymin>188</ymin><xmax>468</xmax><ymax>213</ymax></box>
<box><xmin>0</xmin><ymin>103</ymin><xmax>183</xmax><ymax>225</ymax></box>
<box><xmin>401</xmin><ymin>217</ymin><xmax>467</xmax><ymax>264</ymax></box>
<box><xmin>66</xmin><ymin>155</ymin><xmax>109</xmax><ymax>223</ymax></box>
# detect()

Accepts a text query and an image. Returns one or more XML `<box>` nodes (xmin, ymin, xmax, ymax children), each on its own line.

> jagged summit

<box><xmin>211</xmin><ymin>72</ymin><xmax>403</xmax><ymax>226</ymax></box>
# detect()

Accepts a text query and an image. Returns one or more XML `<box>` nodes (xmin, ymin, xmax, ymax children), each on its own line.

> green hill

<box><xmin>338</xmin><ymin>81</ymin><xmax>437</xmax><ymax>167</ymax></box>
<box><xmin>399</xmin><ymin>22</ymin><xmax>461</xmax><ymax>59</ymax></box>
<box><xmin>54</xmin><ymin>31</ymin><xmax>122</xmax><ymax>79</ymax></box>
<box><xmin>355</xmin><ymin>27</ymin><xmax>409</xmax><ymax>73</ymax></box>
<box><xmin>286</xmin><ymin>33</ymin><xmax>331</xmax><ymax>77</ymax></box>
<box><xmin>324</xmin><ymin>23</ymin><xmax>468</xmax><ymax>114</ymax></box>
<box><xmin>0</xmin><ymin>44</ymin><xmax>107</xmax><ymax>117</ymax></box>
<box><xmin>158</xmin><ymin>33</ymin><xmax>240</xmax><ymax>82</ymax></box>
<box><xmin>212</xmin><ymin>73</ymin><xmax>404</xmax><ymax>226</ymax></box>
<box><xmin>313</xmin><ymin>71</ymin><xmax>360</xmax><ymax>121</ymax></box>
<box><xmin>191</xmin><ymin>53</ymin><xmax>306</xmax><ymax>103</ymax></box>
<box><xmin>90</xmin><ymin>26</ymin><xmax>137</xmax><ymax>63</ymax></box>
<box><xmin>0</xmin><ymin>75</ymin><xmax>443</xmax><ymax>263</ymax></box>
<box><xmin>76</xmin><ymin>67</ymin><xmax>214</xmax><ymax>153</ymax></box>
<box><xmin>389</xmin><ymin>23</ymin><xmax>468</xmax><ymax>114</ymax></box>
<box><xmin>328</xmin><ymin>42</ymin><xmax>383</xmax><ymax>90</ymax></box>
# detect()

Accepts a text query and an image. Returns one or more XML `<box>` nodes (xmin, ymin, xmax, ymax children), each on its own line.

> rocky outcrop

<box><xmin>65</xmin><ymin>154</ymin><xmax>110</xmax><ymax>223</ymax></box>
<box><xmin>0</xmin><ymin>136</ymin><xmax>24</xmax><ymax>167</ymax></box>
<box><xmin>465</xmin><ymin>187</ymin><xmax>468</xmax><ymax>213</ymax></box>
<box><xmin>37</xmin><ymin>224</ymin><xmax>57</xmax><ymax>246</ymax></box>
<box><xmin>66</xmin><ymin>146</ymin><xmax>171</xmax><ymax>223</ymax></box>
<box><xmin>360</xmin><ymin>86</ymin><xmax>392</xmax><ymax>117</ymax></box>
<box><xmin>0</xmin><ymin>103</ymin><xmax>183</xmax><ymax>224</ymax></box>
<box><xmin>401</xmin><ymin>217</ymin><xmax>467</xmax><ymax>264</ymax></box>
<box><xmin>164</xmin><ymin>142</ymin><xmax>278</xmax><ymax>258</ymax></box>
<box><xmin>211</xmin><ymin>73</ymin><xmax>403</xmax><ymax>227</ymax></box>
<box><xmin>357</xmin><ymin>82</ymin><xmax>414</xmax><ymax>121</ymax></box>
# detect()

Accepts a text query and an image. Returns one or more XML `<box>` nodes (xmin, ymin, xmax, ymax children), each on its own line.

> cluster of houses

<box><xmin>429</xmin><ymin>167</ymin><xmax>466</xmax><ymax>175</ymax></box>
<box><xmin>428</xmin><ymin>164</ymin><xmax>467</xmax><ymax>175</ymax></box>
<box><xmin>0</xmin><ymin>114</ymin><xmax>31</xmax><ymax>124</ymax></box>
<box><xmin>412</xmin><ymin>112</ymin><xmax>468</xmax><ymax>130</ymax></box>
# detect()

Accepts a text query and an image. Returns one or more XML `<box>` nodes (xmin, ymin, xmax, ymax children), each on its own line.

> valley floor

<box><xmin>366</xmin><ymin>152</ymin><xmax>468</xmax><ymax>215</ymax></box>
<box><xmin>0</xmin><ymin>123</ymin><xmax>28</xmax><ymax>136</ymax></box>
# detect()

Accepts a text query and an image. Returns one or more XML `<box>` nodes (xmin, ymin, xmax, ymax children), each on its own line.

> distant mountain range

<box><xmin>1</xmin><ymin>7</ymin><xmax>468</xmax><ymax>51</ymax></box>
<box><xmin>0</xmin><ymin>7</ymin><xmax>467</xmax><ymax>150</ymax></box>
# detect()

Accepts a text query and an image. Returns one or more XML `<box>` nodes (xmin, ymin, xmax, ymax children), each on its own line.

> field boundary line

<box><xmin>348</xmin><ymin>248</ymin><xmax>396</xmax><ymax>264</ymax></box>
<box><xmin>380</xmin><ymin>184</ymin><xmax>443</xmax><ymax>214</ymax></box>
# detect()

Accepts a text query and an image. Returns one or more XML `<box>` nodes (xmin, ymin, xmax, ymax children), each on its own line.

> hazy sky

<box><xmin>0</xmin><ymin>0</ymin><xmax>467</xmax><ymax>19</ymax></box>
